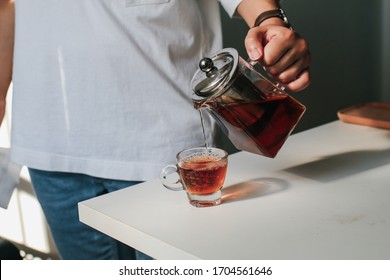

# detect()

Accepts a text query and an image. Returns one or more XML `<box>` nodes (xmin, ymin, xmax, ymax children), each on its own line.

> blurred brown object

<box><xmin>337</xmin><ymin>102</ymin><xmax>390</xmax><ymax>129</ymax></box>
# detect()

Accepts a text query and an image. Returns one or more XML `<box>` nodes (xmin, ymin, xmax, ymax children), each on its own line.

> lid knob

<box><xmin>199</xmin><ymin>57</ymin><xmax>217</xmax><ymax>76</ymax></box>
<box><xmin>191</xmin><ymin>48</ymin><xmax>238</xmax><ymax>100</ymax></box>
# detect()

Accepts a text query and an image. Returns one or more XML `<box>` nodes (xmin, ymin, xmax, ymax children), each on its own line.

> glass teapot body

<box><xmin>191</xmin><ymin>48</ymin><xmax>305</xmax><ymax>158</ymax></box>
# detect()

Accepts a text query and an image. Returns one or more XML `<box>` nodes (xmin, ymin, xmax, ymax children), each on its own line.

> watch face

<box><xmin>278</xmin><ymin>8</ymin><xmax>292</xmax><ymax>28</ymax></box>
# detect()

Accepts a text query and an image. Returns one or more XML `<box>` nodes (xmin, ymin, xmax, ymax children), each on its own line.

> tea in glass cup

<box><xmin>160</xmin><ymin>147</ymin><xmax>228</xmax><ymax>207</ymax></box>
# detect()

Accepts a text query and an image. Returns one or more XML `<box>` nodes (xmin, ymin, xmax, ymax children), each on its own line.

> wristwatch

<box><xmin>253</xmin><ymin>8</ymin><xmax>292</xmax><ymax>29</ymax></box>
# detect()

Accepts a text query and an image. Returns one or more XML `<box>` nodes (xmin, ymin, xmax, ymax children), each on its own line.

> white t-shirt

<box><xmin>10</xmin><ymin>0</ymin><xmax>242</xmax><ymax>181</ymax></box>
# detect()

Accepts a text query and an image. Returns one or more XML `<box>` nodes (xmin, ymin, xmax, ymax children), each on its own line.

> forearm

<box><xmin>237</xmin><ymin>0</ymin><xmax>282</xmax><ymax>27</ymax></box>
<box><xmin>0</xmin><ymin>0</ymin><xmax>15</xmax><ymax>124</ymax></box>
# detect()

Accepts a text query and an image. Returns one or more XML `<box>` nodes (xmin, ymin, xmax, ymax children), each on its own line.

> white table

<box><xmin>78</xmin><ymin>121</ymin><xmax>390</xmax><ymax>259</ymax></box>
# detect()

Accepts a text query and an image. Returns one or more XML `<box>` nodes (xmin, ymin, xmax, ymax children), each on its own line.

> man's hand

<box><xmin>245</xmin><ymin>25</ymin><xmax>311</xmax><ymax>92</ymax></box>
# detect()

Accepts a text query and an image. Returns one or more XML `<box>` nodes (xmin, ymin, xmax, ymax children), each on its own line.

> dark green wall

<box><xmin>220</xmin><ymin>1</ymin><xmax>384</xmax><ymax>133</ymax></box>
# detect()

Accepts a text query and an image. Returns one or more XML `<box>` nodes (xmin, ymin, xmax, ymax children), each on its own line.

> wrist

<box><xmin>252</xmin><ymin>8</ymin><xmax>292</xmax><ymax>29</ymax></box>
<box><xmin>256</xmin><ymin>17</ymin><xmax>285</xmax><ymax>27</ymax></box>
<box><xmin>237</xmin><ymin>0</ymin><xmax>280</xmax><ymax>27</ymax></box>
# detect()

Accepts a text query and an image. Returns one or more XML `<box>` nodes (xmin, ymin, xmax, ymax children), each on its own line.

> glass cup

<box><xmin>160</xmin><ymin>147</ymin><xmax>228</xmax><ymax>207</ymax></box>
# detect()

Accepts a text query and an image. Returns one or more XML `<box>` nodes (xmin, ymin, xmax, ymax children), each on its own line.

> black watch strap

<box><xmin>253</xmin><ymin>8</ymin><xmax>292</xmax><ymax>29</ymax></box>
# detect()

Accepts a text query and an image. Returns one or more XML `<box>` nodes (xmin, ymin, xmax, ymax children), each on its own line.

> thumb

<box><xmin>245</xmin><ymin>27</ymin><xmax>265</xmax><ymax>61</ymax></box>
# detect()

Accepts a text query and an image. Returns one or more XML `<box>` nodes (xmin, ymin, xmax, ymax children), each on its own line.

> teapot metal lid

<box><xmin>191</xmin><ymin>48</ymin><xmax>239</xmax><ymax>102</ymax></box>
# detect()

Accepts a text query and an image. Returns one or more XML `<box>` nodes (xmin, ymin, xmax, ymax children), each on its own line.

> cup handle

<box><xmin>160</xmin><ymin>164</ymin><xmax>184</xmax><ymax>191</ymax></box>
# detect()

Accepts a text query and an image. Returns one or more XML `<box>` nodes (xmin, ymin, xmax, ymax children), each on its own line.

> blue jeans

<box><xmin>28</xmin><ymin>168</ymin><xmax>152</xmax><ymax>260</ymax></box>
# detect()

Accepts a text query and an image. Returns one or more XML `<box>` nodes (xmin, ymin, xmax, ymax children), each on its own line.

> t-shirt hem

<box><xmin>10</xmin><ymin>146</ymin><xmax>162</xmax><ymax>181</ymax></box>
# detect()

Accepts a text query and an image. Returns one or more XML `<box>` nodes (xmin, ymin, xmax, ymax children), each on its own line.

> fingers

<box><xmin>265</xmin><ymin>45</ymin><xmax>311</xmax><ymax>89</ymax></box>
<box><xmin>284</xmin><ymin>69</ymin><xmax>310</xmax><ymax>92</ymax></box>
<box><xmin>244</xmin><ymin>25</ymin><xmax>311</xmax><ymax>92</ymax></box>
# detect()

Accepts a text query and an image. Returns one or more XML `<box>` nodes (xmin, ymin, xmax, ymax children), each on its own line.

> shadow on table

<box><xmin>221</xmin><ymin>177</ymin><xmax>289</xmax><ymax>204</ymax></box>
<box><xmin>283</xmin><ymin>148</ymin><xmax>390</xmax><ymax>183</ymax></box>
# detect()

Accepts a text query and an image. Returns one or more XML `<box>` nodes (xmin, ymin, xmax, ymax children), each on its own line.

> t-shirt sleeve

<box><xmin>219</xmin><ymin>0</ymin><xmax>243</xmax><ymax>18</ymax></box>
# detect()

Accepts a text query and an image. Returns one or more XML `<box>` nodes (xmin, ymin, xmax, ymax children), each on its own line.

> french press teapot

<box><xmin>191</xmin><ymin>48</ymin><xmax>306</xmax><ymax>158</ymax></box>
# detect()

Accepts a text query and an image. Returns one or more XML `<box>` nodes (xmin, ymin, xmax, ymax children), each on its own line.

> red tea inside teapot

<box><xmin>191</xmin><ymin>48</ymin><xmax>306</xmax><ymax>158</ymax></box>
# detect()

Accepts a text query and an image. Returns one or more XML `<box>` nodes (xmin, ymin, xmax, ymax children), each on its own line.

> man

<box><xmin>0</xmin><ymin>0</ymin><xmax>310</xmax><ymax>259</ymax></box>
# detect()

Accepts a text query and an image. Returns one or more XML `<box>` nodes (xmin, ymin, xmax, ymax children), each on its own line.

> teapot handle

<box><xmin>248</xmin><ymin>59</ymin><xmax>286</xmax><ymax>91</ymax></box>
